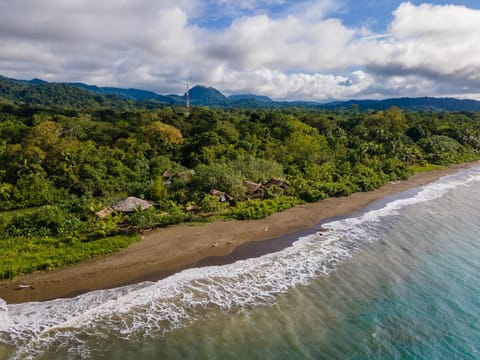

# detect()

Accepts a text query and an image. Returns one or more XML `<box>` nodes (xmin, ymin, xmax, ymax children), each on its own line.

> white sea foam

<box><xmin>324</xmin><ymin>167</ymin><xmax>480</xmax><ymax>230</ymax></box>
<box><xmin>2</xmin><ymin>167</ymin><xmax>480</xmax><ymax>359</ymax></box>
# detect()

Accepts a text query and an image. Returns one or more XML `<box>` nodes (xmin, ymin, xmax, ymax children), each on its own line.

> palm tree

<box><xmin>0</xmin><ymin>183</ymin><xmax>12</xmax><ymax>200</ymax></box>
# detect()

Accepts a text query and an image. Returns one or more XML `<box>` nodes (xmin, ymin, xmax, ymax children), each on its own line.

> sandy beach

<box><xmin>1</xmin><ymin>161</ymin><xmax>479</xmax><ymax>304</ymax></box>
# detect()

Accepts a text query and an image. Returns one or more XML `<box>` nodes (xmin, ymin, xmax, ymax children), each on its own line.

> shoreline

<box><xmin>1</xmin><ymin>161</ymin><xmax>479</xmax><ymax>304</ymax></box>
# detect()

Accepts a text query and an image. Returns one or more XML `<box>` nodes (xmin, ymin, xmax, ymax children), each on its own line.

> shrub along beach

<box><xmin>1</xmin><ymin>96</ymin><xmax>480</xmax><ymax>302</ymax></box>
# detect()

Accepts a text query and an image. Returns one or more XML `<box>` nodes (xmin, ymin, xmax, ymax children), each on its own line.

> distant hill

<box><xmin>228</xmin><ymin>94</ymin><xmax>273</xmax><ymax>103</ymax></box>
<box><xmin>68</xmin><ymin>82</ymin><xmax>178</xmax><ymax>104</ymax></box>
<box><xmin>2</xmin><ymin>75</ymin><xmax>480</xmax><ymax>111</ymax></box>
<box><xmin>184</xmin><ymin>85</ymin><xmax>227</xmax><ymax>105</ymax></box>
<box><xmin>60</xmin><ymin>82</ymin><xmax>274</xmax><ymax>107</ymax></box>
<box><xmin>323</xmin><ymin>97</ymin><xmax>480</xmax><ymax>112</ymax></box>
<box><xmin>0</xmin><ymin>75</ymin><xmax>133</xmax><ymax>109</ymax></box>
<box><xmin>27</xmin><ymin>78</ymin><xmax>48</xmax><ymax>85</ymax></box>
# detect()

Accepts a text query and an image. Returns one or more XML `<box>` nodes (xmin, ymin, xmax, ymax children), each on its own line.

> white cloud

<box><xmin>209</xmin><ymin>68</ymin><xmax>374</xmax><ymax>101</ymax></box>
<box><xmin>0</xmin><ymin>0</ymin><xmax>200</xmax><ymax>88</ymax></box>
<box><xmin>391</xmin><ymin>2</ymin><xmax>480</xmax><ymax>40</ymax></box>
<box><xmin>205</xmin><ymin>13</ymin><xmax>359</xmax><ymax>72</ymax></box>
<box><xmin>0</xmin><ymin>1</ymin><xmax>480</xmax><ymax>100</ymax></box>
<box><xmin>360</xmin><ymin>2</ymin><xmax>480</xmax><ymax>97</ymax></box>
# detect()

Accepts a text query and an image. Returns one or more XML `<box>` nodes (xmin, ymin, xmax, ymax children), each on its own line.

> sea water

<box><xmin>1</xmin><ymin>168</ymin><xmax>480</xmax><ymax>359</ymax></box>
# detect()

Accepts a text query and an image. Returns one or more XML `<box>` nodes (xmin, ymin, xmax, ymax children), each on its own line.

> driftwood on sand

<box><xmin>15</xmin><ymin>284</ymin><xmax>34</xmax><ymax>290</ymax></box>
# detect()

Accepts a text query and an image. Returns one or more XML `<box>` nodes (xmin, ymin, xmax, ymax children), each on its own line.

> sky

<box><xmin>1</xmin><ymin>0</ymin><xmax>480</xmax><ymax>101</ymax></box>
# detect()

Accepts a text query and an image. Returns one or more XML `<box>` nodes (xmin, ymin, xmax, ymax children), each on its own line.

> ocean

<box><xmin>1</xmin><ymin>167</ymin><xmax>480</xmax><ymax>360</ymax></box>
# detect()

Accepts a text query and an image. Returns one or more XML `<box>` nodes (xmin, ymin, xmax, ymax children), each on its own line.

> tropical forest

<box><xmin>1</xmin><ymin>83</ymin><xmax>480</xmax><ymax>279</ymax></box>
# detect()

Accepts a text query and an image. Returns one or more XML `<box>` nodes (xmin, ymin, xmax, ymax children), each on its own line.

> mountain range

<box><xmin>68</xmin><ymin>82</ymin><xmax>275</xmax><ymax>107</ymax></box>
<box><xmin>1</xmin><ymin>75</ymin><xmax>480</xmax><ymax>112</ymax></box>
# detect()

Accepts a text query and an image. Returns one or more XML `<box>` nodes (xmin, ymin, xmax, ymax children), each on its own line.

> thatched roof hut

<box><xmin>243</xmin><ymin>180</ymin><xmax>264</xmax><ymax>198</ymax></box>
<box><xmin>95</xmin><ymin>197</ymin><xmax>155</xmax><ymax>218</ymax></box>
<box><xmin>162</xmin><ymin>170</ymin><xmax>175</xmax><ymax>179</ymax></box>
<box><xmin>244</xmin><ymin>180</ymin><xmax>262</xmax><ymax>194</ymax></box>
<box><xmin>209</xmin><ymin>189</ymin><xmax>233</xmax><ymax>202</ymax></box>
<box><xmin>111</xmin><ymin>197</ymin><xmax>155</xmax><ymax>212</ymax></box>
<box><xmin>185</xmin><ymin>205</ymin><xmax>201</xmax><ymax>213</ymax></box>
<box><xmin>95</xmin><ymin>207</ymin><xmax>114</xmax><ymax>219</ymax></box>
<box><xmin>178</xmin><ymin>170</ymin><xmax>194</xmax><ymax>184</ymax></box>
<box><xmin>264</xmin><ymin>178</ymin><xmax>290</xmax><ymax>189</ymax></box>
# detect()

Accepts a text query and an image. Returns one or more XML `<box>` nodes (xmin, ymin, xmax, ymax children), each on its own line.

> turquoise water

<box><xmin>1</xmin><ymin>168</ymin><xmax>480</xmax><ymax>359</ymax></box>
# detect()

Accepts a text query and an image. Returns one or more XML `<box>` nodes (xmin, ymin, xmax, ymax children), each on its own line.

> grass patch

<box><xmin>0</xmin><ymin>234</ymin><xmax>141</xmax><ymax>280</ymax></box>
<box><xmin>408</xmin><ymin>163</ymin><xmax>445</xmax><ymax>173</ymax></box>
<box><xmin>0</xmin><ymin>205</ymin><xmax>48</xmax><ymax>217</ymax></box>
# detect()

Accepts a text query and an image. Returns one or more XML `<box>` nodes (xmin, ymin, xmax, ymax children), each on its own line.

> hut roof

<box><xmin>111</xmin><ymin>197</ymin><xmax>154</xmax><ymax>212</ymax></box>
<box><xmin>185</xmin><ymin>205</ymin><xmax>201</xmax><ymax>213</ymax></box>
<box><xmin>95</xmin><ymin>207</ymin><xmax>114</xmax><ymax>218</ymax></box>
<box><xmin>178</xmin><ymin>170</ymin><xmax>194</xmax><ymax>184</ymax></box>
<box><xmin>209</xmin><ymin>189</ymin><xmax>224</xmax><ymax>197</ymax></box>
<box><xmin>162</xmin><ymin>170</ymin><xmax>175</xmax><ymax>179</ymax></box>
<box><xmin>243</xmin><ymin>180</ymin><xmax>262</xmax><ymax>194</ymax></box>
<box><xmin>264</xmin><ymin>177</ymin><xmax>290</xmax><ymax>189</ymax></box>
<box><xmin>209</xmin><ymin>189</ymin><xmax>233</xmax><ymax>201</ymax></box>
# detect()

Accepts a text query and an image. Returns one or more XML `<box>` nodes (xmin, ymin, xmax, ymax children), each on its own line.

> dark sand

<box><xmin>1</xmin><ymin>161</ymin><xmax>478</xmax><ymax>304</ymax></box>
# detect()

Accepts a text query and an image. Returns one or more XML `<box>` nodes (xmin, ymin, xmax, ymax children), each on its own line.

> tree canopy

<box><xmin>1</xmin><ymin>100</ymin><xmax>480</xmax><ymax>278</ymax></box>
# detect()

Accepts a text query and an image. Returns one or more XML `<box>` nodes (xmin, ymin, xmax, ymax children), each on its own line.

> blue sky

<box><xmin>1</xmin><ymin>0</ymin><xmax>480</xmax><ymax>100</ymax></box>
<box><xmin>327</xmin><ymin>0</ymin><xmax>480</xmax><ymax>32</ymax></box>
<box><xmin>195</xmin><ymin>0</ymin><xmax>480</xmax><ymax>32</ymax></box>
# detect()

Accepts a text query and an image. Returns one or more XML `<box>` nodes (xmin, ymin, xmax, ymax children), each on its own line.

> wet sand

<box><xmin>1</xmin><ymin>161</ymin><xmax>478</xmax><ymax>304</ymax></box>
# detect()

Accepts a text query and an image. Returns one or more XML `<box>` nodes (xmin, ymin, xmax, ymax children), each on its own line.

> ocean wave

<box><xmin>324</xmin><ymin>167</ymin><xmax>480</xmax><ymax>230</ymax></box>
<box><xmin>1</xmin><ymin>167</ymin><xmax>480</xmax><ymax>359</ymax></box>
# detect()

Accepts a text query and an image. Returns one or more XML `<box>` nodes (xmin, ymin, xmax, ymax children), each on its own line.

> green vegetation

<box><xmin>0</xmin><ymin>233</ymin><xmax>140</xmax><ymax>279</ymax></box>
<box><xmin>408</xmin><ymin>163</ymin><xmax>445</xmax><ymax>173</ymax></box>
<box><xmin>1</xmin><ymin>97</ymin><xmax>480</xmax><ymax>279</ymax></box>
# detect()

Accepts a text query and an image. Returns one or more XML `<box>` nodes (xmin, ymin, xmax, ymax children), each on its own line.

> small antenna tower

<box><xmin>185</xmin><ymin>84</ymin><xmax>190</xmax><ymax>115</ymax></box>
